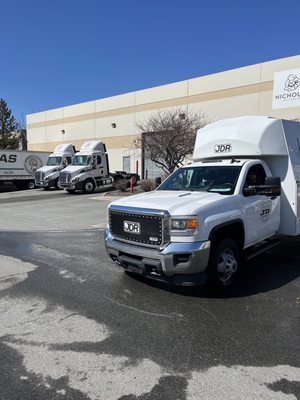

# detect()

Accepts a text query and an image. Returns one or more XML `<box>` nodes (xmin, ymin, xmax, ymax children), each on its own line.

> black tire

<box><xmin>27</xmin><ymin>181</ymin><xmax>36</xmax><ymax>189</ymax></box>
<box><xmin>207</xmin><ymin>238</ymin><xmax>240</xmax><ymax>291</ymax></box>
<box><xmin>113</xmin><ymin>178</ymin><xmax>121</xmax><ymax>188</ymax></box>
<box><xmin>83</xmin><ymin>179</ymin><xmax>95</xmax><ymax>193</ymax></box>
<box><xmin>15</xmin><ymin>180</ymin><xmax>35</xmax><ymax>190</ymax></box>
<box><xmin>14</xmin><ymin>181</ymin><xmax>26</xmax><ymax>190</ymax></box>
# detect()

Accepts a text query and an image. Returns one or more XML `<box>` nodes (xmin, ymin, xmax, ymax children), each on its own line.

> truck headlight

<box><xmin>170</xmin><ymin>217</ymin><xmax>198</xmax><ymax>235</ymax></box>
<box><xmin>72</xmin><ymin>177</ymin><xmax>80</xmax><ymax>183</ymax></box>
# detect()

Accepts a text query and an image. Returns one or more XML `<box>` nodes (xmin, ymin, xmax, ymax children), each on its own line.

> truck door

<box><xmin>242</xmin><ymin>164</ymin><xmax>280</xmax><ymax>246</ymax></box>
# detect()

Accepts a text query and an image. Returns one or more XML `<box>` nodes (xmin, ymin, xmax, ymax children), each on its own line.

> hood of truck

<box><xmin>62</xmin><ymin>165</ymin><xmax>89</xmax><ymax>175</ymax></box>
<box><xmin>109</xmin><ymin>190</ymin><xmax>226</xmax><ymax>215</ymax></box>
<box><xmin>36</xmin><ymin>166</ymin><xmax>59</xmax><ymax>174</ymax></box>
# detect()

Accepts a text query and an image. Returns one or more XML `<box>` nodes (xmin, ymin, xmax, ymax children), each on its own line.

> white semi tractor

<box><xmin>105</xmin><ymin>116</ymin><xmax>300</xmax><ymax>291</ymax></box>
<box><xmin>35</xmin><ymin>143</ymin><xmax>75</xmax><ymax>190</ymax></box>
<box><xmin>59</xmin><ymin>141</ymin><xmax>140</xmax><ymax>194</ymax></box>
<box><xmin>0</xmin><ymin>149</ymin><xmax>49</xmax><ymax>189</ymax></box>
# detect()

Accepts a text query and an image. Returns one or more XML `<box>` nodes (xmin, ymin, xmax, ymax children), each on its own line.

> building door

<box><xmin>123</xmin><ymin>156</ymin><xmax>130</xmax><ymax>172</ymax></box>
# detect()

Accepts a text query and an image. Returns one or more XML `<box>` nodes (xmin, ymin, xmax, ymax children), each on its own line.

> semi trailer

<box><xmin>0</xmin><ymin>149</ymin><xmax>49</xmax><ymax>190</ymax></box>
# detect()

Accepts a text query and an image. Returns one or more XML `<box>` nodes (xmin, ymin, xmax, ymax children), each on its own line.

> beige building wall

<box><xmin>27</xmin><ymin>55</ymin><xmax>300</xmax><ymax>175</ymax></box>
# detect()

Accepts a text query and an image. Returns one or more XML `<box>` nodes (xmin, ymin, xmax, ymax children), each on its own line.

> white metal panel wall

<box><xmin>28</xmin><ymin>127</ymin><xmax>47</xmax><ymax>145</ymax></box>
<box><xmin>63</xmin><ymin>101</ymin><xmax>95</xmax><ymax>118</ymax></box>
<box><xmin>26</xmin><ymin>111</ymin><xmax>47</xmax><ymax>124</ymax></box>
<box><xmin>135</xmin><ymin>81</ymin><xmax>187</xmax><ymax>104</ymax></box>
<box><xmin>95</xmin><ymin>92</ymin><xmax>135</xmax><ymax>112</ymax></box>
<box><xmin>62</xmin><ymin>120</ymin><xmax>95</xmax><ymax>141</ymax></box>
<box><xmin>189</xmin><ymin>64</ymin><xmax>261</xmax><ymax>95</ymax></box>
<box><xmin>95</xmin><ymin>114</ymin><xmax>135</xmax><ymax>138</ymax></box>
<box><xmin>106</xmin><ymin>148</ymin><xmax>125</xmax><ymax>172</ymax></box>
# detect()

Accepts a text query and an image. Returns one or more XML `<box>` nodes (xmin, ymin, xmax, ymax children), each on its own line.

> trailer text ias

<box><xmin>0</xmin><ymin>149</ymin><xmax>49</xmax><ymax>189</ymax></box>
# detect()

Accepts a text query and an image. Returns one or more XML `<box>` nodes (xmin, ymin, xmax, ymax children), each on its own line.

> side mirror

<box><xmin>155</xmin><ymin>177</ymin><xmax>162</xmax><ymax>188</ymax></box>
<box><xmin>261</xmin><ymin>176</ymin><xmax>281</xmax><ymax>197</ymax></box>
<box><xmin>244</xmin><ymin>176</ymin><xmax>281</xmax><ymax>197</ymax></box>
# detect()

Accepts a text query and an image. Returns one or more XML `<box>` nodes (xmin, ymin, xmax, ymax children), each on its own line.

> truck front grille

<box><xmin>109</xmin><ymin>209</ymin><xmax>167</xmax><ymax>246</ymax></box>
<box><xmin>35</xmin><ymin>171</ymin><xmax>44</xmax><ymax>182</ymax></box>
<box><xmin>60</xmin><ymin>172</ymin><xmax>71</xmax><ymax>184</ymax></box>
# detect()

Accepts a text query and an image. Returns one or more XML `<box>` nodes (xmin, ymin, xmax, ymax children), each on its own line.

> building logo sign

<box><xmin>273</xmin><ymin>68</ymin><xmax>300</xmax><ymax>109</ymax></box>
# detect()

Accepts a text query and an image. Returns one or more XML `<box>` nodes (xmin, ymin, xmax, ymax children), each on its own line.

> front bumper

<box><xmin>35</xmin><ymin>178</ymin><xmax>56</xmax><ymax>188</ymax></box>
<box><xmin>105</xmin><ymin>228</ymin><xmax>211</xmax><ymax>286</ymax></box>
<box><xmin>60</xmin><ymin>181</ymin><xmax>83</xmax><ymax>190</ymax></box>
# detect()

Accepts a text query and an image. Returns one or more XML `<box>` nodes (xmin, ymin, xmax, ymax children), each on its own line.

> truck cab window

<box><xmin>158</xmin><ymin>166</ymin><xmax>241</xmax><ymax>195</ymax></box>
<box><xmin>47</xmin><ymin>156</ymin><xmax>62</xmax><ymax>166</ymax></box>
<box><xmin>244</xmin><ymin>164</ymin><xmax>266</xmax><ymax>187</ymax></box>
<box><xmin>72</xmin><ymin>155</ymin><xmax>91</xmax><ymax>165</ymax></box>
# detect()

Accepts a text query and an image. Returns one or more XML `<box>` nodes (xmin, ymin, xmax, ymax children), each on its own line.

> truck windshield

<box><xmin>157</xmin><ymin>166</ymin><xmax>242</xmax><ymax>195</ymax></box>
<box><xmin>72</xmin><ymin>155</ymin><xmax>91</xmax><ymax>165</ymax></box>
<box><xmin>47</xmin><ymin>156</ymin><xmax>62</xmax><ymax>166</ymax></box>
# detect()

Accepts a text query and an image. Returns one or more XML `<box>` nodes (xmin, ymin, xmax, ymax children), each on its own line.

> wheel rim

<box><xmin>28</xmin><ymin>182</ymin><xmax>35</xmax><ymax>189</ymax></box>
<box><xmin>85</xmin><ymin>181</ymin><xmax>94</xmax><ymax>192</ymax></box>
<box><xmin>217</xmin><ymin>248</ymin><xmax>237</xmax><ymax>283</ymax></box>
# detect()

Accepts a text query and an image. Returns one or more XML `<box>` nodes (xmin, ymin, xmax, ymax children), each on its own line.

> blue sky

<box><xmin>1</xmin><ymin>0</ymin><xmax>300</xmax><ymax>122</ymax></box>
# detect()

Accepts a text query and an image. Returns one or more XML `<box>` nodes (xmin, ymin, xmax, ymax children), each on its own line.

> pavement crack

<box><xmin>58</xmin><ymin>313</ymin><xmax>80</xmax><ymax>322</ymax></box>
<box><xmin>104</xmin><ymin>295</ymin><xmax>185</xmax><ymax>320</ymax></box>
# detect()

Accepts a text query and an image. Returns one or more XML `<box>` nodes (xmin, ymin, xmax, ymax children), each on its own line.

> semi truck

<box><xmin>59</xmin><ymin>140</ymin><xmax>140</xmax><ymax>194</ymax></box>
<box><xmin>0</xmin><ymin>149</ymin><xmax>49</xmax><ymax>190</ymax></box>
<box><xmin>34</xmin><ymin>143</ymin><xmax>75</xmax><ymax>190</ymax></box>
<box><xmin>105</xmin><ymin>115</ymin><xmax>300</xmax><ymax>291</ymax></box>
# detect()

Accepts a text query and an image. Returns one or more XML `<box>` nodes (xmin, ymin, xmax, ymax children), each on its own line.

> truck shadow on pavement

<box><xmin>125</xmin><ymin>241</ymin><xmax>300</xmax><ymax>299</ymax></box>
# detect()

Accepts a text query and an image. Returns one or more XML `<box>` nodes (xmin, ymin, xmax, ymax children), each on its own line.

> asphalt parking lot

<box><xmin>0</xmin><ymin>187</ymin><xmax>299</xmax><ymax>400</ymax></box>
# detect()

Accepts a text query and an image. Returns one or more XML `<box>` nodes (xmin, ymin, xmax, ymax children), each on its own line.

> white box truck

<box><xmin>105</xmin><ymin>116</ymin><xmax>300</xmax><ymax>291</ymax></box>
<box><xmin>59</xmin><ymin>141</ymin><xmax>140</xmax><ymax>194</ymax></box>
<box><xmin>35</xmin><ymin>143</ymin><xmax>75</xmax><ymax>190</ymax></box>
<box><xmin>0</xmin><ymin>149</ymin><xmax>49</xmax><ymax>190</ymax></box>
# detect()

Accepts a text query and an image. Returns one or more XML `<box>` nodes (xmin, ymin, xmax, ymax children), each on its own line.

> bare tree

<box><xmin>135</xmin><ymin>109</ymin><xmax>209</xmax><ymax>175</ymax></box>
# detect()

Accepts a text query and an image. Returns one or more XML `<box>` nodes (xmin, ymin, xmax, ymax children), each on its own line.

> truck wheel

<box><xmin>83</xmin><ymin>179</ymin><xmax>95</xmax><ymax>193</ymax></box>
<box><xmin>207</xmin><ymin>239</ymin><xmax>240</xmax><ymax>290</ymax></box>
<box><xmin>27</xmin><ymin>181</ymin><xmax>36</xmax><ymax>189</ymax></box>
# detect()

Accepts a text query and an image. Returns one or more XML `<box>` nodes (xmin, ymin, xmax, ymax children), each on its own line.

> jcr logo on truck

<box><xmin>0</xmin><ymin>154</ymin><xmax>17</xmax><ymax>163</ymax></box>
<box><xmin>214</xmin><ymin>144</ymin><xmax>232</xmax><ymax>153</ymax></box>
<box><xmin>124</xmin><ymin>221</ymin><xmax>141</xmax><ymax>234</ymax></box>
<box><xmin>260</xmin><ymin>208</ymin><xmax>270</xmax><ymax>217</ymax></box>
